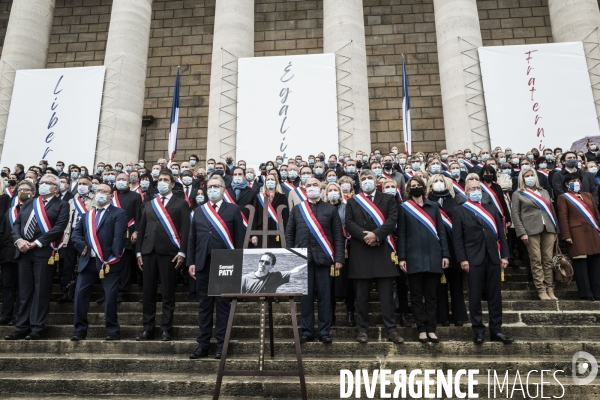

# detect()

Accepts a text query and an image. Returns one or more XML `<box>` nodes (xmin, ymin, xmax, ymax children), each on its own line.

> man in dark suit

<box><xmin>188</xmin><ymin>175</ymin><xmax>245</xmax><ymax>360</ymax></box>
<box><xmin>227</xmin><ymin>167</ymin><xmax>257</xmax><ymax>224</ymax></box>
<box><xmin>453</xmin><ymin>180</ymin><xmax>513</xmax><ymax>345</ymax></box>
<box><xmin>135</xmin><ymin>171</ymin><xmax>190</xmax><ymax>342</ymax></box>
<box><xmin>345</xmin><ymin>169</ymin><xmax>403</xmax><ymax>344</ymax></box>
<box><xmin>69</xmin><ymin>184</ymin><xmax>128</xmax><ymax>340</ymax></box>
<box><xmin>5</xmin><ymin>174</ymin><xmax>69</xmax><ymax>340</ymax></box>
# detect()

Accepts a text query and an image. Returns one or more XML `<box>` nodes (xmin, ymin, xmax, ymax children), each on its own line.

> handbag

<box><xmin>553</xmin><ymin>239</ymin><xmax>574</xmax><ymax>284</ymax></box>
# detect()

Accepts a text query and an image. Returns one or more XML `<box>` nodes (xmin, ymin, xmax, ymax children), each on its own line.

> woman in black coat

<box><xmin>398</xmin><ymin>176</ymin><xmax>450</xmax><ymax>343</ymax></box>
<box><xmin>427</xmin><ymin>174</ymin><xmax>468</xmax><ymax>327</ymax></box>
<box><xmin>251</xmin><ymin>172</ymin><xmax>289</xmax><ymax>248</ymax></box>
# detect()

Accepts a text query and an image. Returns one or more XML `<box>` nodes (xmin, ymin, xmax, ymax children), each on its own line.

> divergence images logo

<box><xmin>572</xmin><ymin>351</ymin><xmax>598</xmax><ymax>386</ymax></box>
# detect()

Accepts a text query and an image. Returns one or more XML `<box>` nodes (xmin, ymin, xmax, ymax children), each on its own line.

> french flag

<box><xmin>168</xmin><ymin>67</ymin><xmax>180</xmax><ymax>164</ymax></box>
<box><xmin>402</xmin><ymin>55</ymin><xmax>411</xmax><ymax>156</ymax></box>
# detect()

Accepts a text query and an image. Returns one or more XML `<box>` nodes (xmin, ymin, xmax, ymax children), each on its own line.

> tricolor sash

<box><xmin>298</xmin><ymin>201</ymin><xmax>334</xmax><ymax>262</ymax></box>
<box><xmin>513</xmin><ymin>167</ymin><xmax>521</xmax><ymax>174</ymax></box>
<box><xmin>538</xmin><ymin>169</ymin><xmax>549</xmax><ymax>178</ymax></box>
<box><xmin>439</xmin><ymin>209</ymin><xmax>452</xmax><ymax>230</ymax></box>
<box><xmin>10</xmin><ymin>194</ymin><xmax>19</xmax><ymax>208</ymax></box>
<box><xmin>110</xmin><ymin>191</ymin><xmax>122</xmax><ymax>208</ymax></box>
<box><xmin>463</xmin><ymin>159</ymin><xmax>474</xmax><ymax>169</ymax></box>
<box><xmin>150</xmin><ymin>197</ymin><xmax>181</xmax><ymax>248</ymax></box>
<box><xmin>5</xmin><ymin>186</ymin><xmax>12</xmax><ymax>197</ymax></box>
<box><xmin>481</xmin><ymin>183</ymin><xmax>504</xmax><ymax>218</ymax></box>
<box><xmin>136</xmin><ymin>187</ymin><xmax>144</xmax><ymax>200</ymax></box>
<box><xmin>353</xmin><ymin>193</ymin><xmax>397</xmax><ymax>255</ymax></box>
<box><xmin>74</xmin><ymin>196</ymin><xmax>88</xmax><ymax>216</ymax></box>
<box><xmin>452</xmin><ymin>180</ymin><xmax>467</xmax><ymax>200</ymax></box>
<box><xmin>401</xmin><ymin>200</ymin><xmax>439</xmax><ymax>240</ymax></box>
<box><xmin>563</xmin><ymin>193</ymin><xmax>600</xmax><ymax>232</ymax></box>
<box><xmin>441</xmin><ymin>161</ymin><xmax>449</xmax><ymax>170</ymax></box>
<box><xmin>294</xmin><ymin>186</ymin><xmax>308</xmax><ymax>202</ymax></box>
<box><xmin>554</xmin><ymin>167</ymin><xmax>561</xmax><ymax>173</ymax></box>
<box><xmin>222</xmin><ymin>190</ymin><xmax>249</xmax><ymax>228</ymax></box>
<box><xmin>33</xmin><ymin>196</ymin><xmax>52</xmax><ymax>234</ymax></box>
<box><xmin>404</xmin><ymin>170</ymin><xmax>414</xmax><ymax>180</ymax></box>
<box><xmin>8</xmin><ymin>198</ymin><xmax>21</xmax><ymax>227</ymax></box>
<box><xmin>519</xmin><ymin>189</ymin><xmax>556</xmax><ymax>229</ymax></box>
<box><xmin>85</xmin><ymin>208</ymin><xmax>122</xmax><ymax>278</ymax></box>
<box><xmin>258</xmin><ymin>193</ymin><xmax>279</xmax><ymax>229</ymax></box>
<box><xmin>462</xmin><ymin>200</ymin><xmax>498</xmax><ymax>237</ymax></box>
<box><xmin>443</xmin><ymin>170</ymin><xmax>452</xmax><ymax>178</ymax></box>
<box><xmin>281</xmin><ymin>181</ymin><xmax>295</xmax><ymax>192</ymax></box>
<box><xmin>200</xmin><ymin>203</ymin><xmax>234</xmax><ymax>249</ymax></box>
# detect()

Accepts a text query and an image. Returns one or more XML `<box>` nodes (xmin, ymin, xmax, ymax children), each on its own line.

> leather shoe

<box><xmin>319</xmin><ymin>335</ymin><xmax>332</xmax><ymax>344</ymax></box>
<box><xmin>96</xmin><ymin>296</ymin><xmax>105</xmax><ymax>304</ymax></box>
<box><xmin>0</xmin><ymin>317</ymin><xmax>13</xmax><ymax>325</ymax></box>
<box><xmin>441</xmin><ymin>321</ymin><xmax>450</xmax><ymax>327</ymax></box>
<box><xmin>454</xmin><ymin>320</ymin><xmax>464</xmax><ymax>327</ymax></box>
<box><xmin>214</xmin><ymin>349</ymin><xmax>223</xmax><ymax>359</ymax></box>
<box><xmin>57</xmin><ymin>293</ymin><xmax>72</xmax><ymax>303</ymax></box>
<box><xmin>136</xmin><ymin>330</ymin><xmax>155</xmax><ymax>341</ymax></box>
<box><xmin>473</xmin><ymin>334</ymin><xmax>485</xmax><ymax>344</ymax></box>
<box><xmin>491</xmin><ymin>333</ymin><xmax>514</xmax><ymax>344</ymax></box>
<box><xmin>346</xmin><ymin>312</ymin><xmax>356</xmax><ymax>327</ymax></box>
<box><xmin>4</xmin><ymin>331</ymin><xmax>27</xmax><ymax>340</ymax></box>
<box><xmin>400</xmin><ymin>313</ymin><xmax>412</xmax><ymax>327</ymax></box>
<box><xmin>387</xmin><ymin>331</ymin><xmax>404</xmax><ymax>344</ymax></box>
<box><xmin>189</xmin><ymin>346</ymin><xmax>209</xmax><ymax>359</ymax></box>
<box><xmin>25</xmin><ymin>332</ymin><xmax>42</xmax><ymax>340</ymax></box>
<box><xmin>299</xmin><ymin>334</ymin><xmax>314</xmax><ymax>344</ymax></box>
<box><xmin>357</xmin><ymin>332</ymin><xmax>368</xmax><ymax>344</ymax></box>
<box><xmin>70</xmin><ymin>332</ymin><xmax>87</xmax><ymax>341</ymax></box>
<box><xmin>161</xmin><ymin>331</ymin><xmax>173</xmax><ymax>341</ymax></box>
<box><xmin>105</xmin><ymin>333</ymin><xmax>120</xmax><ymax>341</ymax></box>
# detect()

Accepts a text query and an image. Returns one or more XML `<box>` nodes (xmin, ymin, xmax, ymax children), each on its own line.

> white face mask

<box><xmin>384</xmin><ymin>188</ymin><xmax>396</xmax><ymax>195</ymax></box>
<box><xmin>306</xmin><ymin>186</ymin><xmax>321</xmax><ymax>199</ymax></box>
<box><xmin>433</xmin><ymin>181</ymin><xmax>445</xmax><ymax>192</ymax></box>
<box><xmin>182</xmin><ymin>176</ymin><xmax>193</xmax><ymax>185</ymax></box>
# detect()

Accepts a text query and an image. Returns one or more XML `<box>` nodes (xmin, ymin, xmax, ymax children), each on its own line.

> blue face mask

<box><xmin>451</xmin><ymin>169</ymin><xmax>460</xmax><ymax>178</ymax></box>
<box><xmin>265</xmin><ymin>180</ymin><xmax>276</xmax><ymax>190</ymax></box>
<box><xmin>346</xmin><ymin>166</ymin><xmax>356</xmax><ymax>174</ymax></box>
<box><xmin>411</xmin><ymin>162</ymin><xmax>420</xmax><ymax>170</ymax></box>
<box><xmin>196</xmin><ymin>195</ymin><xmax>204</xmax><ymax>204</ymax></box>
<box><xmin>208</xmin><ymin>188</ymin><xmax>221</xmax><ymax>201</ymax></box>
<box><xmin>71</xmin><ymin>171</ymin><xmax>78</xmax><ymax>179</ymax></box>
<box><xmin>95</xmin><ymin>193</ymin><xmax>108</xmax><ymax>206</ymax></box>
<box><xmin>140</xmin><ymin>180</ymin><xmax>150</xmax><ymax>189</ymax></box>
<box><xmin>213</xmin><ymin>169</ymin><xmax>224</xmax><ymax>176</ymax></box>
<box><xmin>502</xmin><ymin>169</ymin><xmax>512</xmax><ymax>175</ymax></box>
<box><xmin>106</xmin><ymin>175</ymin><xmax>115</xmax><ymax>182</ymax></box>
<box><xmin>430</xmin><ymin>165</ymin><xmax>441</xmax><ymax>174</ymax></box>
<box><xmin>545</xmin><ymin>154</ymin><xmax>552</xmax><ymax>161</ymax></box>
<box><xmin>97</xmin><ymin>166</ymin><xmax>104</xmax><ymax>173</ymax></box>
<box><xmin>327</xmin><ymin>176</ymin><xmax>337</xmax><ymax>183</ymax></box>
<box><xmin>157</xmin><ymin>181</ymin><xmax>170</xmax><ymax>194</ymax></box>
<box><xmin>372</xmin><ymin>168</ymin><xmax>382</xmax><ymax>177</ymax></box>
<box><xmin>361</xmin><ymin>179</ymin><xmax>375</xmax><ymax>192</ymax></box>
<box><xmin>301</xmin><ymin>174</ymin><xmax>311</xmax><ymax>184</ymax></box>
<box><xmin>91</xmin><ymin>184</ymin><xmax>98</xmax><ymax>192</ymax></box>
<box><xmin>280</xmin><ymin>171</ymin><xmax>288</xmax><ymax>179</ymax></box>
<box><xmin>469</xmin><ymin>190</ymin><xmax>482</xmax><ymax>203</ymax></box>
<box><xmin>115</xmin><ymin>167</ymin><xmax>122</xmax><ymax>173</ymax></box>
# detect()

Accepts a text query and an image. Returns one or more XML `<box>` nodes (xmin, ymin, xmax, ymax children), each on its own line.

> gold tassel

<box><xmin>440</xmin><ymin>274</ymin><xmax>447</xmax><ymax>284</ymax></box>
<box><xmin>55</xmin><ymin>253</ymin><xmax>59</xmax><ymax>262</ymax></box>
<box><xmin>99</xmin><ymin>268</ymin><xmax>105</xmax><ymax>279</ymax></box>
<box><xmin>391</xmin><ymin>253</ymin><xmax>398</xmax><ymax>265</ymax></box>
<box><xmin>344</xmin><ymin>248</ymin><xmax>348</xmax><ymax>258</ymax></box>
<box><xmin>335</xmin><ymin>268</ymin><xmax>340</xmax><ymax>277</ymax></box>
<box><xmin>48</xmin><ymin>256</ymin><xmax>54</xmax><ymax>266</ymax></box>
<box><xmin>330</xmin><ymin>265</ymin><xmax>334</xmax><ymax>277</ymax></box>
<box><xmin>501</xmin><ymin>270</ymin><xmax>505</xmax><ymax>282</ymax></box>
<box><xmin>126</xmin><ymin>230</ymin><xmax>129</xmax><ymax>239</ymax></box>
<box><xmin>105</xmin><ymin>264</ymin><xmax>110</xmax><ymax>274</ymax></box>
<box><xmin>275</xmin><ymin>235</ymin><xmax>279</xmax><ymax>242</ymax></box>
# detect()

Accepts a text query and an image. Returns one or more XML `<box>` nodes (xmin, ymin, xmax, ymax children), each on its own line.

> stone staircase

<box><xmin>1</xmin><ymin>267</ymin><xmax>600</xmax><ymax>399</ymax></box>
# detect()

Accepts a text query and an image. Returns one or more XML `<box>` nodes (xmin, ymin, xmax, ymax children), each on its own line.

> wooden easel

<box><xmin>213</xmin><ymin>197</ymin><xmax>307</xmax><ymax>400</ymax></box>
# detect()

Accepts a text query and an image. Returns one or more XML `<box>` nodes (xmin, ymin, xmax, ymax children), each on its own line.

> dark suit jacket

<box><xmin>59</xmin><ymin>191</ymin><xmax>74</xmax><ymax>204</ymax></box>
<box><xmin>112</xmin><ymin>189</ymin><xmax>142</xmax><ymax>250</ymax></box>
<box><xmin>345</xmin><ymin>191</ymin><xmax>399</xmax><ymax>279</ymax></box>
<box><xmin>226</xmin><ymin>187</ymin><xmax>258</xmax><ymax>222</ymax></box>
<box><xmin>187</xmin><ymin>201</ymin><xmax>246</xmax><ymax>271</ymax></box>
<box><xmin>135</xmin><ymin>195</ymin><xmax>190</xmax><ymax>257</ymax></box>
<box><xmin>11</xmin><ymin>196</ymin><xmax>70</xmax><ymax>259</ymax></box>
<box><xmin>452</xmin><ymin>202</ymin><xmax>509</xmax><ymax>266</ymax></box>
<box><xmin>71</xmin><ymin>205</ymin><xmax>128</xmax><ymax>272</ymax></box>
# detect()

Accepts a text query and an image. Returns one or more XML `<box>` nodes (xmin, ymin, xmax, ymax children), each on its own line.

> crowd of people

<box><xmin>0</xmin><ymin>141</ymin><xmax>599</xmax><ymax>359</ymax></box>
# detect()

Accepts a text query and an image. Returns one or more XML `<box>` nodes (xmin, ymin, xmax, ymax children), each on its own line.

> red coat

<box><xmin>557</xmin><ymin>192</ymin><xmax>600</xmax><ymax>258</ymax></box>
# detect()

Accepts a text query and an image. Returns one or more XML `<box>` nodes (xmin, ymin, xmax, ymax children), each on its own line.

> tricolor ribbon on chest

<box><xmin>439</xmin><ymin>209</ymin><xmax>452</xmax><ymax>230</ymax></box>
<box><xmin>462</xmin><ymin>201</ymin><xmax>501</xmax><ymax>257</ymax></box>
<box><xmin>298</xmin><ymin>201</ymin><xmax>334</xmax><ymax>262</ymax></box>
<box><xmin>481</xmin><ymin>183</ymin><xmax>504</xmax><ymax>218</ymax></box>
<box><xmin>353</xmin><ymin>193</ymin><xmax>397</xmax><ymax>262</ymax></box>
<box><xmin>563</xmin><ymin>193</ymin><xmax>600</xmax><ymax>232</ymax></box>
<box><xmin>74</xmin><ymin>196</ymin><xmax>88</xmax><ymax>216</ymax></box>
<box><xmin>294</xmin><ymin>186</ymin><xmax>308</xmax><ymax>202</ymax></box>
<box><xmin>201</xmin><ymin>202</ymin><xmax>235</xmax><ymax>249</ymax></box>
<box><xmin>222</xmin><ymin>190</ymin><xmax>248</xmax><ymax>228</ymax></box>
<box><xmin>519</xmin><ymin>189</ymin><xmax>556</xmax><ymax>229</ymax></box>
<box><xmin>33</xmin><ymin>197</ymin><xmax>62</xmax><ymax>264</ymax></box>
<box><xmin>402</xmin><ymin>200</ymin><xmax>439</xmax><ymax>240</ymax></box>
<box><xmin>281</xmin><ymin>181</ymin><xmax>295</xmax><ymax>193</ymax></box>
<box><xmin>258</xmin><ymin>193</ymin><xmax>279</xmax><ymax>229</ymax></box>
<box><xmin>85</xmin><ymin>208</ymin><xmax>122</xmax><ymax>278</ymax></box>
<box><xmin>150</xmin><ymin>197</ymin><xmax>181</xmax><ymax>248</ymax></box>
<box><xmin>452</xmin><ymin>181</ymin><xmax>467</xmax><ymax>200</ymax></box>
<box><xmin>8</xmin><ymin>198</ymin><xmax>21</xmax><ymax>227</ymax></box>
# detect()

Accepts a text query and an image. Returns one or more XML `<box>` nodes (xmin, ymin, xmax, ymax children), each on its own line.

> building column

<box><xmin>94</xmin><ymin>0</ymin><xmax>152</xmax><ymax>165</ymax></box>
<box><xmin>548</xmin><ymin>0</ymin><xmax>600</xmax><ymax>123</ymax></box>
<box><xmin>206</xmin><ymin>0</ymin><xmax>254</xmax><ymax>162</ymax></box>
<box><xmin>0</xmin><ymin>0</ymin><xmax>55</xmax><ymax>157</ymax></box>
<box><xmin>433</xmin><ymin>0</ymin><xmax>487</xmax><ymax>152</ymax></box>
<box><xmin>323</xmin><ymin>0</ymin><xmax>371</xmax><ymax>155</ymax></box>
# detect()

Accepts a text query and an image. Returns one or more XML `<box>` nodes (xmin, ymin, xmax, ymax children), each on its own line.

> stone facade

<box><xmin>0</xmin><ymin>0</ymin><xmax>568</xmax><ymax>164</ymax></box>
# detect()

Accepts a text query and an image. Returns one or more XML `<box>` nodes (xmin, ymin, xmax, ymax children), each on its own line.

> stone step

<box><xmin>0</xmin><ymin>372</ymin><xmax>596</xmax><ymax>398</ymax></box>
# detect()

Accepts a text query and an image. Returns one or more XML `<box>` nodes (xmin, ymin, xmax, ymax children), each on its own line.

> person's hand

<box><xmin>189</xmin><ymin>265</ymin><xmax>196</xmax><ymax>279</ymax></box>
<box><xmin>460</xmin><ymin>261</ymin><xmax>469</xmax><ymax>273</ymax></box>
<box><xmin>520</xmin><ymin>234</ymin><xmax>529</xmax><ymax>246</ymax></box>
<box><xmin>442</xmin><ymin>258</ymin><xmax>449</xmax><ymax>269</ymax></box>
<box><xmin>335</xmin><ymin>262</ymin><xmax>343</xmax><ymax>270</ymax></box>
<box><xmin>81</xmin><ymin>246</ymin><xmax>88</xmax><ymax>256</ymax></box>
<box><xmin>566</xmin><ymin>238</ymin><xmax>573</xmax><ymax>244</ymax></box>
<box><xmin>137</xmin><ymin>256</ymin><xmax>143</xmax><ymax>271</ymax></box>
<box><xmin>399</xmin><ymin>261</ymin><xmax>407</xmax><ymax>273</ymax></box>
<box><xmin>506</xmin><ymin>222</ymin><xmax>512</xmax><ymax>228</ymax></box>
<box><xmin>172</xmin><ymin>254</ymin><xmax>184</xmax><ymax>269</ymax></box>
<box><xmin>16</xmin><ymin>239</ymin><xmax>28</xmax><ymax>253</ymax></box>
<box><xmin>501</xmin><ymin>258</ymin><xmax>509</xmax><ymax>269</ymax></box>
<box><xmin>363</xmin><ymin>231</ymin><xmax>377</xmax><ymax>246</ymax></box>
<box><xmin>26</xmin><ymin>241</ymin><xmax>37</xmax><ymax>249</ymax></box>
<box><xmin>251</xmin><ymin>236</ymin><xmax>258</xmax><ymax>246</ymax></box>
<box><xmin>130</xmin><ymin>232</ymin><xmax>138</xmax><ymax>244</ymax></box>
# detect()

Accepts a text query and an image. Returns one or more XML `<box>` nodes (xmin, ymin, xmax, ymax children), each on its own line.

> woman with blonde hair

<box><xmin>512</xmin><ymin>169</ymin><xmax>558</xmax><ymax>300</ymax></box>
<box><xmin>426</xmin><ymin>174</ymin><xmax>468</xmax><ymax>326</ymax></box>
<box><xmin>250</xmin><ymin>171</ymin><xmax>288</xmax><ymax>248</ymax></box>
<box><xmin>338</xmin><ymin>176</ymin><xmax>355</xmax><ymax>200</ymax></box>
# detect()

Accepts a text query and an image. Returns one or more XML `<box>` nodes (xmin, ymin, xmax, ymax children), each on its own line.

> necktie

<box><xmin>367</xmin><ymin>195</ymin><xmax>373</xmax><ymax>202</ymax></box>
<box><xmin>213</xmin><ymin>203</ymin><xmax>218</xmax><ymax>211</ymax></box>
<box><xmin>161</xmin><ymin>196</ymin><xmax>167</xmax><ymax>205</ymax></box>
<box><xmin>25</xmin><ymin>200</ymin><xmax>47</xmax><ymax>240</ymax></box>
<box><xmin>95</xmin><ymin>207</ymin><xmax>104</xmax><ymax>226</ymax></box>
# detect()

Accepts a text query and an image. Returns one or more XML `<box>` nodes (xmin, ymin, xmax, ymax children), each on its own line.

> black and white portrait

<box><xmin>240</xmin><ymin>248</ymin><xmax>308</xmax><ymax>294</ymax></box>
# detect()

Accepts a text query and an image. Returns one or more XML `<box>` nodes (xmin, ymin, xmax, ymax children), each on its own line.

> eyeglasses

<box><xmin>259</xmin><ymin>260</ymin><xmax>272</xmax><ymax>266</ymax></box>
<box><xmin>40</xmin><ymin>181</ymin><xmax>57</xmax><ymax>186</ymax></box>
<box><xmin>17</xmin><ymin>189</ymin><xmax>32</xmax><ymax>193</ymax></box>
<box><xmin>96</xmin><ymin>189</ymin><xmax>111</xmax><ymax>194</ymax></box>
<box><xmin>207</xmin><ymin>185</ymin><xmax>222</xmax><ymax>190</ymax></box>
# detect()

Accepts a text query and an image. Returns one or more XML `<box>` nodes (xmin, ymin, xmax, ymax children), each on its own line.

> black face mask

<box><xmin>410</xmin><ymin>187</ymin><xmax>424</xmax><ymax>197</ymax></box>
<box><xmin>319</xmin><ymin>156</ymin><xmax>325</xmax><ymax>162</ymax></box>
<box><xmin>356</xmin><ymin>161</ymin><xmax>363</xmax><ymax>169</ymax></box>
<box><xmin>7</xmin><ymin>179</ymin><xmax>16</xmax><ymax>186</ymax></box>
<box><xmin>566</xmin><ymin>159</ymin><xmax>578</xmax><ymax>168</ymax></box>
<box><xmin>328</xmin><ymin>162</ymin><xmax>336</xmax><ymax>168</ymax></box>
<box><xmin>384</xmin><ymin>162</ymin><xmax>393</xmax><ymax>170</ymax></box>
<box><xmin>482</xmin><ymin>175</ymin><xmax>494</xmax><ymax>183</ymax></box>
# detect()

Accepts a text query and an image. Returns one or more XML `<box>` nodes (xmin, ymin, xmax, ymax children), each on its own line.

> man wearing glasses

<box><xmin>188</xmin><ymin>176</ymin><xmax>246</xmax><ymax>360</ymax></box>
<box><xmin>5</xmin><ymin>174</ymin><xmax>69</xmax><ymax>340</ymax></box>
<box><xmin>241</xmin><ymin>252</ymin><xmax>306</xmax><ymax>294</ymax></box>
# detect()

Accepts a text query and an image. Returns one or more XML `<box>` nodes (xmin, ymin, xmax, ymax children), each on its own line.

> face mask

<box><xmin>182</xmin><ymin>176</ymin><xmax>193</xmax><ymax>185</ymax></box>
<box><xmin>196</xmin><ymin>195</ymin><xmax>205</xmax><ymax>204</ymax></box>
<box><xmin>399</xmin><ymin>158</ymin><xmax>406</xmax><ymax>165</ymax></box>
<box><xmin>213</xmin><ymin>169</ymin><xmax>224</xmax><ymax>176</ymax></box>
<box><xmin>472</xmin><ymin>156</ymin><xmax>478</xmax><ymax>161</ymax></box>
<box><xmin>157</xmin><ymin>181</ymin><xmax>170</xmax><ymax>195</ymax></box>
<box><xmin>375</xmin><ymin>154</ymin><xmax>381</xmax><ymax>160</ymax></box>
<box><xmin>207</xmin><ymin>164</ymin><xmax>215</xmax><ymax>171</ymax></box>
<box><xmin>356</xmin><ymin>161</ymin><xmax>363</xmax><ymax>169</ymax></box>
<box><xmin>430</xmin><ymin>165</ymin><xmax>441</xmax><ymax>174</ymax></box>
<box><xmin>384</xmin><ymin>188</ymin><xmax>396</xmax><ymax>195</ymax></box>
<box><xmin>524</xmin><ymin>176</ymin><xmax>536</xmax><ymax>186</ymax></box>
<box><xmin>246</xmin><ymin>173</ymin><xmax>254</xmax><ymax>181</ymax></box>
<box><xmin>139</xmin><ymin>163</ymin><xmax>145</xmax><ymax>168</ymax></box>
<box><xmin>590</xmin><ymin>167</ymin><xmax>599</xmax><ymax>175</ymax></box>
<box><xmin>91</xmin><ymin>184</ymin><xmax>98</xmax><ymax>192</ymax></box>
<box><xmin>314</xmin><ymin>168</ymin><xmax>324</xmax><ymax>175</ymax></box>
<box><xmin>578</xmin><ymin>162</ymin><xmax>583</xmax><ymax>169</ymax></box>
<box><xmin>308</xmin><ymin>159</ymin><xmax>315</xmax><ymax>166</ymax></box>
<box><xmin>592</xmin><ymin>145</ymin><xmax>597</xmax><ymax>151</ymax></box>
<box><xmin>239</xmin><ymin>165</ymin><xmax>246</xmax><ymax>170</ymax></box>
<box><xmin>276</xmin><ymin>159</ymin><xmax>283</xmax><ymax>165</ymax></box>
<box><xmin>125</xmin><ymin>166</ymin><xmax>132</xmax><ymax>172</ymax></box>
<box><xmin>506</xmin><ymin>151</ymin><xmax>512</xmax><ymax>156</ymax></box>
<box><xmin>80</xmin><ymin>171</ymin><xmax>87</xmax><ymax>177</ymax></box>
<box><xmin>38</xmin><ymin>183</ymin><xmax>51</xmax><ymax>196</ymax></box>
<box><xmin>411</xmin><ymin>162</ymin><xmax>420</xmax><ymax>170</ymax></box>
<box><xmin>362</xmin><ymin>156</ymin><xmax>368</xmax><ymax>162</ymax></box>
<box><xmin>344</xmin><ymin>157</ymin><xmax>350</xmax><ymax>162</ymax></box>
<box><xmin>306</xmin><ymin>186</ymin><xmax>321</xmax><ymax>199</ymax></box>
<box><xmin>226</xmin><ymin>159</ymin><xmax>233</xmax><ymax>165</ymax></box>
<box><xmin>266</xmin><ymin>165</ymin><xmax>273</xmax><ymax>171</ymax></box>
<box><xmin>538</xmin><ymin>163</ymin><xmax>547</xmax><ymax>169</ymax></box>
<box><xmin>341</xmin><ymin>183</ymin><xmax>351</xmax><ymax>192</ymax></box>
<box><xmin>499</xmin><ymin>157</ymin><xmax>506</xmax><ymax>164</ymax></box>
<box><xmin>7</xmin><ymin>179</ymin><xmax>16</xmax><ymax>186</ymax></box>
<box><xmin>106</xmin><ymin>175</ymin><xmax>115</xmax><ymax>182</ymax></box>
<box><xmin>502</xmin><ymin>169</ymin><xmax>512</xmax><ymax>175</ymax></box>
<box><xmin>527</xmin><ymin>155</ymin><xmax>534</xmax><ymax>161</ymax></box>
<box><xmin>521</xmin><ymin>165</ymin><xmax>532</xmax><ymax>171</ymax></box>
<box><xmin>95</xmin><ymin>193</ymin><xmax>108</xmax><ymax>206</ymax></box>
<box><xmin>18</xmin><ymin>192</ymin><xmax>31</xmax><ymax>202</ymax></box>
<box><xmin>545</xmin><ymin>155</ymin><xmax>552</xmax><ymax>162</ymax></box>
<box><xmin>207</xmin><ymin>188</ymin><xmax>220</xmax><ymax>201</ymax></box>
<box><xmin>56</xmin><ymin>166</ymin><xmax>63</xmax><ymax>172</ymax></box>
<box><xmin>171</xmin><ymin>169</ymin><xmax>179</xmax><ymax>175</ymax></box>
<box><xmin>410</xmin><ymin>187</ymin><xmax>424</xmax><ymax>197</ymax></box>
<box><xmin>115</xmin><ymin>167</ymin><xmax>122</xmax><ymax>173</ymax></box>
<box><xmin>433</xmin><ymin>181</ymin><xmax>445</xmax><ymax>192</ymax></box>
<box><xmin>441</xmin><ymin>154</ymin><xmax>448</xmax><ymax>161</ymax></box>
<box><xmin>465</xmin><ymin>153</ymin><xmax>472</xmax><ymax>158</ymax></box>
<box><xmin>328</xmin><ymin>162</ymin><xmax>336</xmax><ymax>169</ymax></box>
<box><xmin>361</xmin><ymin>179</ymin><xmax>375</xmax><ymax>192</ymax></box>
<box><xmin>70</xmin><ymin>171</ymin><xmax>78</xmax><ymax>179</ymax></box>
<box><xmin>405</xmin><ymin>168</ymin><xmax>413</xmax><ymax>173</ymax></box>
<box><xmin>392</xmin><ymin>149</ymin><xmax>398</xmax><ymax>155</ymax></box>
<box><xmin>289</xmin><ymin>170</ymin><xmax>298</xmax><ymax>180</ymax></box>
<box><xmin>130</xmin><ymin>176</ymin><xmax>138</xmax><ymax>184</ymax></box>
<box><xmin>569</xmin><ymin>182</ymin><xmax>581</xmax><ymax>192</ymax></box>
<box><xmin>566</xmin><ymin>159</ymin><xmax>578</xmax><ymax>169</ymax></box>
<box><xmin>140</xmin><ymin>181</ymin><xmax>150</xmax><ymax>189</ymax></box>
<box><xmin>346</xmin><ymin>166</ymin><xmax>356</xmax><ymax>174</ymax></box>
<box><xmin>181</xmin><ymin>167</ymin><xmax>189</xmax><ymax>173</ymax></box>
<box><xmin>189</xmin><ymin>160</ymin><xmax>196</xmax><ymax>167</ymax></box>
<box><xmin>458</xmin><ymin>159</ymin><xmax>465</xmax><ymax>165</ymax></box>
<box><xmin>327</xmin><ymin>176</ymin><xmax>337</xmax><ymax>183</ymax></box>
<box><xmin>419</xmin><ymin>156</ymin><xmax>424</xmax><ymax>162</ymax></box>
<box><xmin>490</xmin><ymin>165</ymin><xmax>497</xmax><ymax>171</ymax></box>
<box><xmin>151</xmin><ymin>169</ymin><xmax>160</xmax><ymax>177</ymax></box>
<box><xmin>97</xmin><ymin>166</ymin><xmax>104</xmax><ymax>173</ymax></box>
<box><xmin>384</xmin><ymin>162</ymin><xmax>393</xmax><ymax>170</ymax></box>
<box><xmin>59</xmin><ymin>183</ymin><xmax>66</xmax><ymax>192</ymax></box>
<box><xmin>265</xmin><ymin>180</ymin><xmax>276</xmax><ymax>190</ymax></box>
<box><xmin>451</xmin><ymin>169</ymin><xmax>460</xmax><ymax>178</ymax></box>
<box><xmin>197</xmin><ymin>174</ymin><xmax>204</xmax><ymax>180</ymax></box>
<box><xmin>233</xmin><ymin>176</ymin><xmax>244</xmax><ymax>185</ymax></box>
<box><xmin>115</xmin><ymin>181</ymin><xmax>128</xmax><ymax>190</ymax></box>
<box><xmin>469</xmin><ymin>190</ymin><xmax>482</xmax><ymax>202</ymax></box>
<box><xmin>373</xmin><ymin>168</ymin><xmax>382</xmax><ymax>177</ymax></box>
<box><xmin>482</xmin><ymin>154</ymin><xmax>490</xmax><ymax>161</ymax></box>
<box><xmin>280</xmin><ymin>171</ymin><xmax>288</xmax><ymax>179</ymax></box>
<box><xmin>482</xmin><ymin>175</ymin><xmax>494</xmax><ymax>183</ymax></box>
<box><xmin>512</xmin><ymin>158</ymin><xmax>519</xmax><ymax>165</ymax></box>
<box><xmin>301</xmin><ymin>174</ymin><xmax>311</xmax><ymax>184</ymax></box>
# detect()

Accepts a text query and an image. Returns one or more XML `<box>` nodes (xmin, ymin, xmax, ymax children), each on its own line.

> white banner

<box><xmin>479</xmin><ymin>42</ymin><xmax>599</xmax><ymax>152</ymax></box>
<box><xmin>1</xmin><ymin>66</ymin><xmax>104</xmax><ymax>171</ymax></box>
<box><xmin>236</xmin><ymin>54</ymin><xmax>338</xmax><ymax>169</ymax></box>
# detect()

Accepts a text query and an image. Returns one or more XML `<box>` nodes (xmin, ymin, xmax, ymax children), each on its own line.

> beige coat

<box><xmin>511</xmin><ymin>189</ymin><xmax>558</xmax><ymax>237</ymax></box>
<box><xmin>62</xmin><ymin>192</ymin><xmax>96</xmax><ymax>245</ymax></box>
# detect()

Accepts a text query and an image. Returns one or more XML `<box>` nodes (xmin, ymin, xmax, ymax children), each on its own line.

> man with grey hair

<box><xmin>5</xmin><ymin>174</ymin><xmax>69</xmax><ymax>340</ymax></box>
